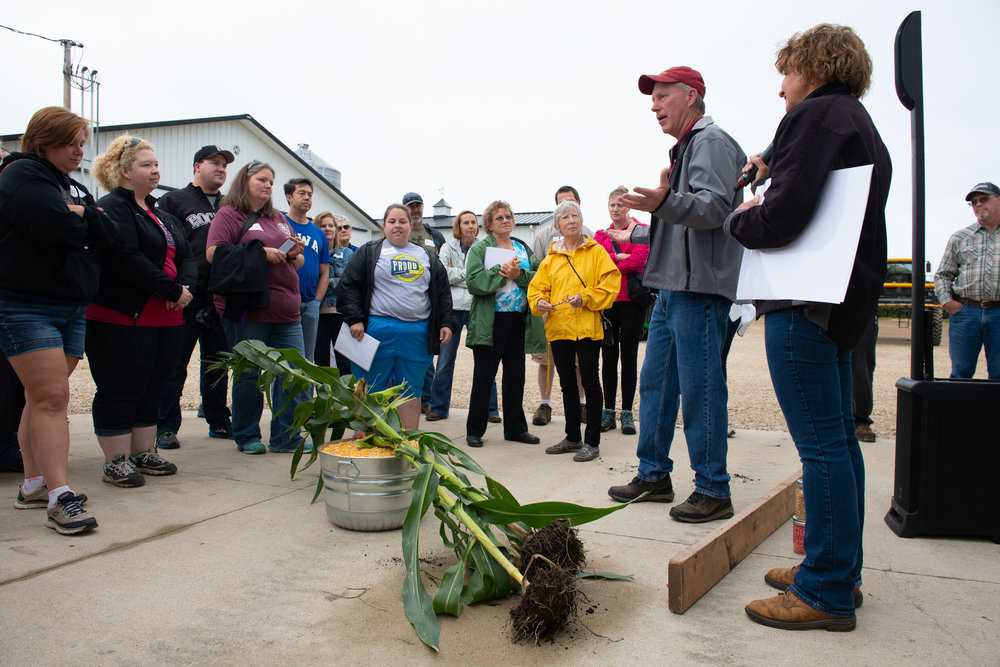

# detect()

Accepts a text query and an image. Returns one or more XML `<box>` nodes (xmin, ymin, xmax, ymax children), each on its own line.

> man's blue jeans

<box><xmin>222</xmin><ymin>319</ymin><xmax>306</xmax><ymax>450</ymax></box>
<box><xmin>429</xmin><ymin>311</ymin><xmax>498</xmax><ymax>418</ymax></box>
<box><xmin>765</xmin><ymin>308</ymin><xmax>863</xmax><ymax>617</ymax></box>
<box><xmin>299</xmin><ymin>298</ymin><xmax>321</xmax><ymax>363</ymax></box>
<box><xmin>947</xmin><ymin>304</ymin><xmax>1000</xmax><ymax>380</ymax></box>
<box><xmin>635</xmin><ymin>290</ymin><xmax>731</xmax><ymax>499</ymax></box>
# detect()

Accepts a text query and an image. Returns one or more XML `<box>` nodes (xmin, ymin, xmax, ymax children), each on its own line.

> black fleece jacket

<box><xmin>91</xmin><ymin>186</ymin><xmax>196</xmax><ymax>319</ymax></box>
<box><xmin>0</xmin><ymin>152</ymin><xmax>118</xmax><ymax>301</ymax></box>
<box><xmin>337</xmin><ymin>239</ymin><xmax>456</xmax><ymax>355</ymax></box>
<box><xmin>725</xmin><ymin>83</ymin><xmax>891</xmax><ymax>348</ymax></box>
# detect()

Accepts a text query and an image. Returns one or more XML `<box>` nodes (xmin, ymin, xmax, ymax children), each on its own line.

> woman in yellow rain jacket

<box><xmin>528</xmin><ymin>200</ymin><xmax>620</xmax><ymax>462</ymax></box>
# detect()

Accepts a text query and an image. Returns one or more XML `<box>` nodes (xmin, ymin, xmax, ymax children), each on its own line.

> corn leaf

<box><xmin>485</xmin><ymin>477</ymin><xmax>520</xmax><ymax>505</ymax></box>
<box><xmin>432</xmin><ymin>543</ymin><xmax>471</xmax><ymax>617</ymax></box>
<box><xmin>401</xmin><ymin>463</ymin><xmax>440</xmax><ymax>651</ymax></box>
<box><xmin>471</xmin><ymin>498</ymin><xmax>630</xmax><ymax>528</ymax></box>
<box><xmin>576</xmin><ymin>571</ymin><xmax>634</xmax><ymax>581</ymax></box>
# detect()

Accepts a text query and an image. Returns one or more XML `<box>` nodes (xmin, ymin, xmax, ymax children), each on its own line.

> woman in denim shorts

<box><xmin>0</xmin><ymin>107</ymin><xmax>118</xmax><ymax>535</ymax></box>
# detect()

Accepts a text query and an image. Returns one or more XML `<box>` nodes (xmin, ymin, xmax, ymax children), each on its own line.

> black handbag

<box><xmin>611</xmin><ymin>238</ymin><xmax>656</xmax><ymax>308</ymax></box>
<box><xmin>207</xmin><ymin>212</ymin><xmax>270</xmax><ymax>321</ymax></box>
<box><xmin>565</xmin><ymin>256</ymin><xmax>615</xmax><ymax>349</ymax></box>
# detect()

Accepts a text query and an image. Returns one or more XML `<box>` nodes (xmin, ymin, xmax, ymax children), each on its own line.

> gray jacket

<box><xmin>439</xmin><ymin>236</ymin><xmax>474</xmax><ymax>311</ymax></box>
<box><xmin>631</xmin><ymin>116</ymin><xmax>745</xmax><ymax>301</ymax></box>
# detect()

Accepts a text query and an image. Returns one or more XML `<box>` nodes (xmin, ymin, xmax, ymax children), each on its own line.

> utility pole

<box><xmin>61</xmin><ymin>38</ymin><xmax>83</xmax><ymax>109</ymax></box>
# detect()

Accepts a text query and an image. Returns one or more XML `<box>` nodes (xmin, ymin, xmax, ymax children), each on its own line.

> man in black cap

<box><xmin>935</xmin><ymin>182</ymin><xmax>1000</xmax><ymax>380</ymax></box>
<box><xmin>401</xmin><ymin>192</ymin><xmax>446</xmax><ymax>412</ymax></box>
<box><xmin>155</xmin><ymin>145</ymin><xmax>236</xmax><ymax>448</ymax></box>
<box><xmin>402</xmin><ymin>192</ymin><xmax>445</xmax><ymax>257</ymax></box>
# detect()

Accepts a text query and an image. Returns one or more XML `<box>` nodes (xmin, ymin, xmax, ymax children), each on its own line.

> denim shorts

<box><xmin>0</xmin><ymin>296</ymin><xmax>88</xmax><ymax>358</ymax></box>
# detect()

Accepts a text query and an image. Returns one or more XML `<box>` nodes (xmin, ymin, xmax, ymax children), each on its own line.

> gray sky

<box><xmin>2</xmin><ymin>0</ymin><xmax>997</xmax><ymax>265</ymax></box>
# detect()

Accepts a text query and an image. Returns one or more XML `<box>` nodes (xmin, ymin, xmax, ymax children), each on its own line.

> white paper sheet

<box><xmin>735</xmin><ymin>164</ymin><xmax>873</xmax><ymax>304</ymax></box>
<box><xmin>484</xmin><ymin>246</ymin><xmax>517</xmax><ymax>295</ymax></box>
<box><xmin>333</xmin><ymin>322</ymin><xmax>380</xmax><ymax>372</ymax></box>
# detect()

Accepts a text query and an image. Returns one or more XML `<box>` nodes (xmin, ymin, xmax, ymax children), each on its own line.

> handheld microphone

<box><xmin>735</xmin><ymin>143</ymin><xmax>774</xmax><ymax>191</ymax></box>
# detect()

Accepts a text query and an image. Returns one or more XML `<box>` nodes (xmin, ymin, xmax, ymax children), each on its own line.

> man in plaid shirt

<box><xmin>935</xmin><ymin>182</ymin><xmax>1000</xmax><ymax>380</ymax></box>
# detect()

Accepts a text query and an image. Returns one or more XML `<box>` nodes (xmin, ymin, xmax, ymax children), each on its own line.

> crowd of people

<box><xmin>13</xmin><ymin>20</ymin><xmax>985</xmax><ymax>633</ymax></box>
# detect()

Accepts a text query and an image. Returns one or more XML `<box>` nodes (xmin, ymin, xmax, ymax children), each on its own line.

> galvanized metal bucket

<box><xmin>319</xmin><ymin>447</ymin><xmax>417</xmax><ymax>531</ymax></box>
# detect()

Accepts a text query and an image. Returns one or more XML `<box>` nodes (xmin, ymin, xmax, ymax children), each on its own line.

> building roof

<box><xmin>2</xmin><ymin>113</ymin><xmax>374</xmax><ymax>226</ymax></box>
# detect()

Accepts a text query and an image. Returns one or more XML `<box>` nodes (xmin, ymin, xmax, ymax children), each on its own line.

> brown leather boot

<box><xmin>764</xmin><ymin>565</ymin><xmax>863</xmax><ymax>608</ymax></box>
<box><xmin>745</xmin><ymin>590</ymin><xmax>856</xmax><ymax>631</ymax></box>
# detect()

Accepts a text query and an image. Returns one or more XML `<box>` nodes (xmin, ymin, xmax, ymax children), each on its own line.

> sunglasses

<box><xmin>117</xmin><ymin>136</ymin><xmax>142</xmax><ymax>163</ymax></box>
<box><xmin>337</xmin><ymin>225</ymin><xmax>351</xmax><ymax>230</ymax></box>
<box><xmin>246</xmin><ymin>159</ymin><xmax>264</xmax><ymax>172</ymax></box>
<box><xmin>969</xmin><ymin>195</ymin><xmax>996</xmax><ymax>207</ymax></box>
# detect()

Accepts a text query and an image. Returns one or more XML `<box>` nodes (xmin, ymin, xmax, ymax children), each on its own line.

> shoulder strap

<box><xmin>565</xmin><ymin>256</ymin><xmax>587</xmax><ymax>288</ymax></box>
<box><xmin>610</xmin><ymin>237</ymin><xmax>622</xmax><ymax>253</ymax></box>
<box><xmin>236</xmin><ymin>212</ymin><xmax>262</xmax><ymax>243</ymax></box>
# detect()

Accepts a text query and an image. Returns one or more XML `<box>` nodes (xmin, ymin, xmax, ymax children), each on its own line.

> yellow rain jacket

<box><xmin>528</xmin><ymin>236</ymin><xmax>620</xmax><ymax>341</ymax></box>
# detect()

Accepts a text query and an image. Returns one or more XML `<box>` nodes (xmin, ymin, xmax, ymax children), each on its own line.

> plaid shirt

<box><xmin>934</xmin><ymin>222</ymin><xmax>1000</xmax><ymax>303</ymax></box>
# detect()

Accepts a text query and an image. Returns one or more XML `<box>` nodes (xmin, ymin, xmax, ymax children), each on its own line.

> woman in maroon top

<box><xmin>206</xmin><ymin>161</ymin><xmax>307</xmax><ymax>456</ymax></box>
<box><xmin>87</xmin><ymin>135</ymin><xmax>194</xmax><ymax>487</ymax></box>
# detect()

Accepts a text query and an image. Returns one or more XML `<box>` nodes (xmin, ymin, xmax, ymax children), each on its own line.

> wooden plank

<box><xmin>667</xmin><ymin>470</ymin><xmax>800</xmax><ymax>614</ymax></box>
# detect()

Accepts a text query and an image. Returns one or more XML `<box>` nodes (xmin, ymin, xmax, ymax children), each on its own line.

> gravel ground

<box><xmin>67</xmin><ymin>317</ymin><xmax>986</xmax><ymax>440</ymax></box>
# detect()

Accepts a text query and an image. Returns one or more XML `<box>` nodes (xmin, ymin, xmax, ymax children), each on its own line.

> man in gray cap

<box><xmin>605</xmin><ymin>66</ymin><xmax>745</xmax><ymax>522</ymax></box>
<box><xmin>935</xmin><ymin>182</ymin><xmax>1000</xmax><ymax>380</ymax></box>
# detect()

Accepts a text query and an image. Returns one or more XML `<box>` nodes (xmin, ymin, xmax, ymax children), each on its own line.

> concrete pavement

<box><xmin>1</xmin><ymin>410</ymin><xmax>997</xmax><ymax>665</ymax></box>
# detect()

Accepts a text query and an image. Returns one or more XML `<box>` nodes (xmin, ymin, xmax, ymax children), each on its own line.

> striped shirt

<box><xmin>934</xmin><ymin>222</ymin><xmax>1000</xmax><ymax>303</ymax></box>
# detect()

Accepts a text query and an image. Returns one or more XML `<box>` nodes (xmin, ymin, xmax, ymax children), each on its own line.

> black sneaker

<box><xmin>130</xmin><ymin>450</ymin><xmax>178</xmax><ymax>476</ymax></box>
<box><xmin>608</xmin><ymin>474</ymin><xmax>674</xmax><ymax>503</ymax></box>
<box><xmin>156</xmin><ymin>431</ymin><xmax>180</xmax><ymax>449</ymax></box>
<box><xmin>47</xmin><ymin>491</ymin><xmax>97</xmax><ymax>535</ymax></box>
<box><xmin>103</xmin><ymin>455</ymin><xmax>145</xmax><ymax>487</ymax></box>
<box><xmin>208</xmin><ymin>423</ymin><xmax>234</xmax><ymax>439</ymax></box>
<box><xmin>669</xmin><ymin>492</ymin><xmax>734</xmax><ymax>523</ymax></box>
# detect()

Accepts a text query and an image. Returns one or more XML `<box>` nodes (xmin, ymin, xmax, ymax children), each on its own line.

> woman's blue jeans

<box><xmin>222</xmin><ymin>319</ymin><xmax>306</xmax><ymax>450</ymax></box>
<box><xmin>428</xmin><ymin>310</ymin><xmax>498</xmax><ymax>417</ymax></box>
<box><xmin>765</xmin><ymin>308</ymin><xmax>864</xmax><ymax>617</ymax></box>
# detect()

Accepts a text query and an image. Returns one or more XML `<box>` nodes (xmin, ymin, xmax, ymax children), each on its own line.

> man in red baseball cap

<box><xmin>605</xmin><ymin>65</ymin><xmax>746</xmax><ymax>524</ymax></box>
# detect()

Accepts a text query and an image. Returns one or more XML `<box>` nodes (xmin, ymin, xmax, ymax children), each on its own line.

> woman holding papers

<box><xmin>724</xmin><ymin>24</ymin><xmax>891</xmax><ymax>631</ymax></box>
<box><xmin>528</xmin><ymin>200</ymin><xmax>620</xmax><ymax>462</ymax></box>
<box><xmin>464</xmin><ymin>200</ymin><xmax>544</xmax><ymax>448</ymax></box>
<box><xmin>337</xmin><ymin>204</ymin><xmax>454</xmax><ymax>431</ymax></box>
<box><xmin>206</xmin><ymin>160</ymin><xmax>307</xmax><ymax>455</ymax></box>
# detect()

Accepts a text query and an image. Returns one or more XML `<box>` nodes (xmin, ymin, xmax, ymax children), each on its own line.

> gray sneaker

<box><xmin>545</xmin><ymin>438</ymin><xmax>582</xmax><ymax>455</ymax></box>
<box><xmin>15</xmin><ymin>483</ymin><xmax>87</xmax><ymax>510</ymax></box>
<box><xmin>131</xmin><ymin>450</ymin><xmax>178</xmax><ymax>476</ymax></box>
<box><xmin>156</xmin><ymin>431</ymin><xmax>180</xmax><ymax>449</ymax></box>
<box><xmin>572</xmin><ymin>445</ymin><xmax>600</xmax><ymax>462</ymax></box>
<box><xmin>47</xmin><ymin>491</ymin><xmax>98</xmax><ymax>535</ymax></box>
<box><xmin>103</xmin><ymin>455</ymin><xmax>145</xmax><ymax>487</ymax></box>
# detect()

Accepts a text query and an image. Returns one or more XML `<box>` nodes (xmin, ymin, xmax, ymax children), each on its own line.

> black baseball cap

<box><xmin>965</xmin><ymin>182</ymin><xmax>1000</xmax><ymax>201</ymax></box>
<box><xmin>193</xmin><ymin>145</ymin><xmax>235</xmax><ymax>166</ymax></box>
<box><xmin>402</xmin><ymin>192</ymin><xmax>423</xmax><ymax>206</ymax></box>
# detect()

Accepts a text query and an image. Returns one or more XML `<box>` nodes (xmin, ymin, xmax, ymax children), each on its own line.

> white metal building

<box><xmin>1</xmin><ymin>113</ymin><xmax>379</xmax><ymax>242</ymax></box>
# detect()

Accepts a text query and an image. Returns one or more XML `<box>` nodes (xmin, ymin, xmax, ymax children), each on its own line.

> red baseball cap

<box><xmin>638</xmin><ymin>66</ymin><xmax>706</xmax><ymax>98</ymax></box>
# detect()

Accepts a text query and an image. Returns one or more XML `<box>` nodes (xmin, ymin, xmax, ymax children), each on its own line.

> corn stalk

<box><xmin>216</xmin><ymin>340</ymin><xmax>628</xmax><ymax>651</ymax></box>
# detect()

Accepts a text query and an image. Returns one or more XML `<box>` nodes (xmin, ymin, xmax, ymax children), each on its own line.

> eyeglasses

<box><xmin>337</xmin><ymin>225</ymin><xmax>351</xmax><ymax>230</ymax></box>
<box><xmin>969</xmin><ymin>195</ymin><xmax>996</xmax><ymax>207</ymax></box>
<box><xmin>494</xmin><ymin>214</ymin><xmax>513</xmax><ymax>222</ymax></box>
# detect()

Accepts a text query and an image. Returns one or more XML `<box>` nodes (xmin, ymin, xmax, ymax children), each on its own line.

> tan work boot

<box><xmin>765</xmin><ymin>565</ymin><xmax>863</xmax><ymax>608</ymax></box>
<box><xmin>745</xmin><ymin>590</ymin><xmax>856</xmax><ymax>631</ymax></box>
<box><xmin>855</xmin><ymin>423</ymin><xmax>876</xmax><ymax>442</ymax></box>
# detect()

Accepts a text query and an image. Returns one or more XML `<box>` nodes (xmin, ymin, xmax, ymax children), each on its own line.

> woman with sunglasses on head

<box><xmin>0</xmin><ymin>106</ymin><xmax>117</xmax><ymax>534</ymax></box>
<box><xmin>87</xmin><ymin>135</ymin><xmax>194</xmax><ymax>487</ymax></box>
<box><xmin>464</xmin><ymin>200</ymin><xmax>544</xmax><ymax>447</ymax></box>
<box><xmin>313</xmin><ymin>211</ymin><xmax>354</xmax><ymax>373</ymax></box>
<box><xmin>206</xmin><ymin>161</ymin><xmax>307</xmax><ymax>455</ymax></box>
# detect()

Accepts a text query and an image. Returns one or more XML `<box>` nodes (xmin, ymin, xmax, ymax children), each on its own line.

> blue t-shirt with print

<box><xmin>494</xmin><ymin>241</ymin><xmax>530</xmax><ymax>313</ymax></box>
<box><xmin>286</xmin><ymin>216</ymin><xmax>331</xmax><ymax>302</ymax></box>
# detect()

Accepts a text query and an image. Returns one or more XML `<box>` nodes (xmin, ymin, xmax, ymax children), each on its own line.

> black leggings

<box><xmin>600</xmin><ymin>300</ymin><xmax>645</xmax><ymax>410</ymax></box>
<box><xmin>86</xmin><ymin>321</ymin><xmax>183</xmax><ymax>436</ymax></box>
<box><xmin>551</xmin><ymin>338</ymin><xmax>602</xmax><ymax>446</ymax></box>
<box><xmin>467</xmin><ymin>312</ymin><xmax>528</xmax><ymax>438</ymax></box>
